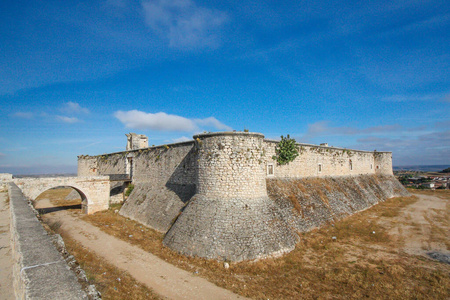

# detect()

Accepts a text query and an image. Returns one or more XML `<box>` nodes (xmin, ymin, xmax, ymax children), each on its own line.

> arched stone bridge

<box><xmin>13</xmin><ymin>176</ymin><xmax>110</xmax><ymax>214</ymax></box>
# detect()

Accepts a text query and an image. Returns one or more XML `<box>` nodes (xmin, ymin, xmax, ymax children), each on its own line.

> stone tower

<box><xmin>125</xmin><ymin>133</ymin><xmax>148</xmax><ymax>150</ymax></box>
<box><xmin>163</xmin><ymin>132</ymin><xmax>297</xmax><ymax>261</ymax></box>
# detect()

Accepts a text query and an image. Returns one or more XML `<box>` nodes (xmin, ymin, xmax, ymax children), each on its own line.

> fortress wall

<box><xmin>79</xmin><ymin>153</ymin><xmax>130</xmax><ymax>204</ymax></box>
<box><xmin>119</xmin><ymin>142</ymin><xmax>197</xmax><ymax>232</ymax></box>
<box><xmin>77</xmin><ymin>156</ymin><xmax>99</xmax><ymax>176</ymax></box>
<box><xmin>374</xmin><ymin>152</ymin><xmax>393</xmax><ymax>175</ymax></box>
<box><xmin>264</xmin><ymin>141</ymin><xmax>383</xmax><ymax>178</ymax></box>
<box><xmin>76</xmin><ymin>132</ymin><xmax>403</xmax><ymax>261</ymax></box>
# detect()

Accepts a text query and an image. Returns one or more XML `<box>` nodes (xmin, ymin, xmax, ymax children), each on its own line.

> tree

<box><xmin>272</xmin><ymin>135</ymin><xmax>299</xmax><ymax>165</ymax></box>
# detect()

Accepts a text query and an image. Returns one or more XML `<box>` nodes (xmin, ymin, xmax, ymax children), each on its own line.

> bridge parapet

<box><xmin>13</xmin><ymin>176</ymin><xmax>110</xmax><ymax>214</ymax></box>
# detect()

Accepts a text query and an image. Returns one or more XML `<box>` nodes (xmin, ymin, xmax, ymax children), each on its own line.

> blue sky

<box><xmin>0</xmin><ymin>0</ymin><xmax>449</xmax><ymax>174</ymax></box>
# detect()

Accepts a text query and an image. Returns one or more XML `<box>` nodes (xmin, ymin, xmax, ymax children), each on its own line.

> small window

<box><xmin>318</xmin><ymin>163</ymin><xmax>322</xmax><ymax>173</ymax></box>
<box><xmin>370</xmin><ymin>164</ymin><xmax>373</xmax><ymax>169</ymax></box>
<box><xmin>349</xmin><ymin>159</ymin><xmax>353</xmax><ymax>171</ymax></box>
<box><xmin>267</xmin><ymin>164</ymin><xmax>274</xmax><ymax>176</ymax></box>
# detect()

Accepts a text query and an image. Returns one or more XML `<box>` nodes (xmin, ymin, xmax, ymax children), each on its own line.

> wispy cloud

<box><xmin>354</xmin><ymin>131</ymin><xmax>450</xmax><ymax>165</ymax></box>
<box><xmin>60</xmin><ymin>101</ymin><xmax>90</xmax><ymax>114</ymax></box>
<box><xmin>172</xmin><ymin>136</ymin><xmax>192</xmax><ymax>143</ymax></box>
<box><xmin>114</xmin><ymin>110</ymin><xmax>232</xmax><ymax>132</ymax></box>
<box><xmin>442</xmin><ymin>93</ymin><xmax>450</xmax><ymax>103</ymax></box>
<box><xmin>11</xmin><ymin>112</ymin><xmax>33</xmax><ymax>119</ymax></box>
<box><xmin>56</xmin><ymin>116</ymin><xmax>80</xmax><ymax>123</ymax></box>
<box><xmin>302</xmin><ymin>121</ymin><xmax>403</xmax><ymax>140</ymax></box>
<box><xmin>382</xmin><ymin>93</ymin><xmax>449</xmax><ymax>102</ymax></box>
<box><xmin>194</xmin><ymin>116</ymin><xmax>232</xmax><ymax>131</ymax></box>
<box><xmin>0</xmin><ymin>152</ymin><xmax>5</xmax><ymax>158</ymax></box>
<box><xmin>141</xmin><ymin>0</ymin><xmax>228</xmax><ymax>49</ymax></box>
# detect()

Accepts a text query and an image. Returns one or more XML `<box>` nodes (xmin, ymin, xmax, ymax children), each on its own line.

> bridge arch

<box><xmin>13</xmin><ymin>176</ymin><xmax>110</xmax><ymax>214</ymax></box>
<box><xmin>34</xmin><ymin>185</ymin><xmax>91</xmax><ymax>214</ymax></box>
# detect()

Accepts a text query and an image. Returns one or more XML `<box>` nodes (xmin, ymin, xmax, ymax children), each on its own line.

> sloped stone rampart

<box><xmin>120</xmin><ymin>182</ymin><xmax>195</xmax><ymax>232</ymax></box>
<box><xmin>267</xmin><ymin>174</ymin><xmax>409</xmax><ymax>232</ymax></box>
<box><xmin>119</xmin><ymin>143</ymin><xmax>197</xmax><ymax>231</ymax></box>
<box><xmin>163</xmin><ymin>195</ymin><xmax>297</xmax><ymax>261</ymax></box>
<box><xmin>8</xmin><ymin>183</ymin><xmax>87</xmax><ymax>299</ymax></box>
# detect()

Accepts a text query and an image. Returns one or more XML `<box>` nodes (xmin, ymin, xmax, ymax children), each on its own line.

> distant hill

<box><xmin>393</xmin><ymin>165</ymin><xmax>450</xmax><ymax>172</ymax></box>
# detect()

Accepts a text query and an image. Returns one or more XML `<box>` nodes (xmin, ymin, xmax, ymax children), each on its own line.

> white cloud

<box><xmin>114</xmin><ymin>110</ymin><xmax>232</xmax><ymax>132</ymax></box>
<box><xmin>142</xmin><ymin>0</ymin><xmax>228</xmax><ymax>49</ymax></box>
<box><xmin>57</xmin><ymin>116</ymin><xmax>80</xmax><ymax>123</ymax></box>
<box><xmin>12</xmin><ymin>112</ymin><xmax>33</xmax><ymax>119</ymax></box>
<box><xmin>60</xmin><ymin>101</ymin><xmax>90</xmax><ymax>114</ymax></box>
<box><xmin>194</xmin><ymin>116</ymin><xmax>232</xmax><ymax>131</ymax></box>
<box><xmin>172</xmin><ymin>136</ymin><xmax>192</xmax><ymax>143</ymax></box>
<box><xmin>115</xmin><ymin>110</ymin><xmax>196</xmax><ymax>131</ymax></box>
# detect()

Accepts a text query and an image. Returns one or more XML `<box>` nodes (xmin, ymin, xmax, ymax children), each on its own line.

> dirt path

<box><xmin>36</xmin><ymin>199</ymin><xmax>246</xmax><ymax>300</ymax></box>
<box><xmin>0</xmin><ymin>189</ymin><xmax>14</xmax><ymax>300</ymax></box>
<box><xmin>388</xmin><ymin>192</ymin><xmax>449</xmax><ymax>261</ymax></box>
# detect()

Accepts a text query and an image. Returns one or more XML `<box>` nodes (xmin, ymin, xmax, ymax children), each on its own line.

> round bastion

<box><xmin>194</xmin><ymin>131</ymin><xmax>267</xmax><ymax>199</ymax></box>
<box><xmin>163</xmin><ymin>132</ymin><xmax>297</xmax><ymax>261</ymax></box>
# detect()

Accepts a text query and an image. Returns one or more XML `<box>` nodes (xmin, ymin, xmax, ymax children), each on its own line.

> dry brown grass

<box><xmin>35</xmin><ymin>187</ymin><xmax>81</xmax><ymax>207</ymax></box>
<box><xmin>83</xmin><ymin>194</ymin><xmax>450</xmax><ymax>299</ymax></box>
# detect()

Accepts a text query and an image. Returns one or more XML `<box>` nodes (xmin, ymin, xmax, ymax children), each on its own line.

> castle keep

<box><xmin>78</xmin><ymin>131</ymin><xmax>408</xmax><ymax>261</ymax></box>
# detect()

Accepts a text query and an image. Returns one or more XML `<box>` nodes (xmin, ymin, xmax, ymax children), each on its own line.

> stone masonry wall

<box><xmin>374</xmin><ymin>152</ymin><xmax>393</xmax><ymax>175</ymax></box>
<box><xmin>120</xmin><ymin>142</ymin><xmax>197</xmax><ymax>231</ymax></box>
<box><xmin>9</xmin><ymin>183</ymin><xmax>87</xmax><ymax>299</ymax></box>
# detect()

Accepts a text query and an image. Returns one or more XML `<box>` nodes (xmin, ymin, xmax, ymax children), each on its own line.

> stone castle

<box><xmin>78</xmin><ymin>131</ymin><xmax>408</xmax><ymax>261</ymax></box>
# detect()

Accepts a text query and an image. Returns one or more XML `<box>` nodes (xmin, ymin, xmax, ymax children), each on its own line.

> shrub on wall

<box><xmin>273</xmin><ymin>135</ymin><xmax>299</xmax><ymax>165</ymax></box>
<box><xmin>125</xmin><ymin>184</ymin><xmax>135</xmax><ymax>197</ymax></box>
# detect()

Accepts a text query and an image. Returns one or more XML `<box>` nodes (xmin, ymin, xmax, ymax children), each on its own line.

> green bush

<box><xmin>125</xmin><ymin>184</ymin><xmax>135</xmax><ymax>197</ymax></box>
<box><xmin>272</xmin><ymin>135</ymin><xmax>299</xmax><ymax>165</ymax></box>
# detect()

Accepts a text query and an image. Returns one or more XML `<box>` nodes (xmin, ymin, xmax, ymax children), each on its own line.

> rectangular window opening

<box><xmin>318</xmin><ymin>163</ymin><xmax>322</xmax><ymax>173</ymax></box>
<box><xmin>267</xmin><ymin>164</ymin><xmax>274</xmax><ymax>176</ymax></box>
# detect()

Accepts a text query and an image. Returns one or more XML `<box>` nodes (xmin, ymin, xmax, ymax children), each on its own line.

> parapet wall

<box><xmin>8</xmin><ymin>183</ymin><xmax>87</xmax><ymax>299</ymax></box>
<box><xmin>264</xmin><ymin>140</ymin><xmax>392</xmax><ymax>178</ymax></box>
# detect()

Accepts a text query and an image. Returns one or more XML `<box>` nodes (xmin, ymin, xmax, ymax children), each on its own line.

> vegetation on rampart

<box><xmin>272</xmin><ymin>135</ymin><xmax>299</xmax><ymax>165</ymax></box>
